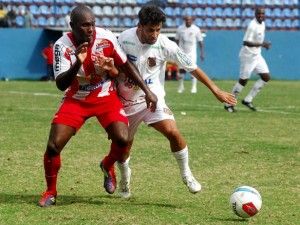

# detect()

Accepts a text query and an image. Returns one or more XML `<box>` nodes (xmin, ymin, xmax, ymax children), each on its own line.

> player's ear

<box><xmin>70</xmin><ymin>21</ymin><xmax>74</xmax><ymax>29</ymax></box>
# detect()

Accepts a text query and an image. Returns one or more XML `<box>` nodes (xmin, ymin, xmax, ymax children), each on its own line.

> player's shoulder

<box><xmin>119</xmin><ymin>27</ymin><xmax>136</xmax><ymax>39</ymax></box>
<box><xmin>95</xmin><ymin>27</ymin><xmax>117</xmax><ymax>40</ymax></box>
<box><xmin>55</xmin><ymin>32</ymin><xmax>72</xmax><ymax>47</ymax></box>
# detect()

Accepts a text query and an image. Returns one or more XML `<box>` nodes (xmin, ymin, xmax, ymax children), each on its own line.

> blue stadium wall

<box><xmin>0</xmin><ymin>28</ymin><xmax>300</xmax><ymax>80</ymax></box>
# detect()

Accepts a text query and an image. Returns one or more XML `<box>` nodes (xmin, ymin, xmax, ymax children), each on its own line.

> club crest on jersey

<box><xmin>147</xmin><ymin>57</ymin><xmax>156</xmax><ymax>67</ymax></box>
<box><xmin>95</xmin><ymin>39</ymin><xmax>110</xmax><ymax>51</ymax></box>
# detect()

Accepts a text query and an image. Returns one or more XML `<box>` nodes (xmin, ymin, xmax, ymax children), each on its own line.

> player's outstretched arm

<box><xmin>191</xmin><ymin>68</ymin><xmax>237</xmax><ymax>105</ymax></box>
<box><xmin>119</xmin><ymin>60</ymin><xmax>157</xmax><ymax>112</ymax></box>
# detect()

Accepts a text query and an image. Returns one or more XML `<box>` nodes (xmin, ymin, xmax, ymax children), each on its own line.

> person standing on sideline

<box><xmin>116</xmin><ymin>5</ymin><xmax>236</xmax><ymax>198</ymax></box>
<box><xmin>38</xmin><ymin>5</ymin><xmax>157</xmax><ymax>207</ymax></box>
<box><xmin>41</xmin><ymin>41</ymin><xmax>54</xmax><ymax>81</ymax></box>
<box><xmin>224</xmin><ymin>7</ymin><xmax>271</xmax><ymax>112</ymax></box>
<box><xmin>175</xmin><ymin>16</ymin><xmax>205</xmax><ymax>94</ymax></box>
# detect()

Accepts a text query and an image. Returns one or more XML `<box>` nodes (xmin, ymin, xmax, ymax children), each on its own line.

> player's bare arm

<box><xmin>191</xmin><ymin>68</ymin><xmax>237</xmax><ymax>105</ymax></box>
<box><xmin>243</xmin><ymin>41</ymin><xmax>271</xmax><ymax>50</ymax></box>
<box><xmin>56</xmin><ymin>42</ymin><xmax>88</xmax><ymax>91</ymax></box>
<box><xmin>119</xmin><ymin>60</ymin><xmax>158</xmax><ymax>112</ymax></box>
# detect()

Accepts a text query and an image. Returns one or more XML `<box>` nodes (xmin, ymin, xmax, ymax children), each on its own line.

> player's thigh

<box><xmin>105</xmin><ymin>121</ymin><xmax>129</xmax><ymax>146</ymax></box>
<box><xmin>47</xmin><ymin>123</ymin><xmax>76</xmax><ymax>152</ymax></box>
<box><xmin>127</xmin><ymin>110</ymin><xmax>147</xmax><ymax>141</ymax></box>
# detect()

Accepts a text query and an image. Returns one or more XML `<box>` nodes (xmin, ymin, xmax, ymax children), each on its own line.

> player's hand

<box><xmin>214</xmin><ymin>89</ymin><xmax>237</xmax><ymax>106</ymax></box>
<box><xmin>75</xmin><ymin>42</ymin><xmax>89</xmax><ymax>64</ymax></box>
<box><xmin>200</xmin><ymin>55</ymin><xmax>205</xmax><ymax>61</ymax></box>
<box><xmin>145</xmin><ymin>91</ymin><xmax>157</xmax><ymax>112</ymax></box>
<box><xmin>95</xmin><ymin>55</ymin><xmax>119</xmax><ymax>77</ymax></box>
<box><xmin>262</xmin><ymin>41</ymin><xmax>271</xmax><ymax>50</ymax></box>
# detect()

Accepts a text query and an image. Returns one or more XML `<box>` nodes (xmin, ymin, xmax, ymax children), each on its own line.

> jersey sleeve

<box><xmin>53</xmin><ymin>41</ymin><xmax>72</xmax><ymax>78</ymax></box>
<box><xmin>196</xmin><ymin>27</ymin><xmax>203</xmax><ymax>42</ymax></box>
<box><xmin>243</xmin><ymin>21</ymin><xmax>255</xmax><ymax>42</ymax></box>
<box><xmin>164</xmin><ymin>37</ymin><xmax>197</xmax><ymax>72</ymax></box>
<box><xmin>109</xmin><ymin>31</ymin><xmax>127</xmax><ymax>66</ymax></box>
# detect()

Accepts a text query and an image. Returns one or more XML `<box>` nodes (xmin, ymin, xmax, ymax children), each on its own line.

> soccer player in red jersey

<box><xmin>38</xmin><ymin>5</ymin><xmax>157</xmax><ymax>207</ymax></box>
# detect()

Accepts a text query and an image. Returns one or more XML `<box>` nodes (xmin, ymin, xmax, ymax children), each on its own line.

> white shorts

<box><xmin>126</xmin><ymin>101</ymin><xmax>174</xmax><ymax>140</ymax></box>
<box><xmin>239</xmin><ymin>50</ymin><xmax>269</xmax><ymax>80</ymax></box>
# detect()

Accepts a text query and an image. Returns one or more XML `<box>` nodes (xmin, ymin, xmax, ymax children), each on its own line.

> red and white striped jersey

<box><xmin>53</xmin><ymin>27</ymin><xmax>127</xmax><ymax>103</ymax></box>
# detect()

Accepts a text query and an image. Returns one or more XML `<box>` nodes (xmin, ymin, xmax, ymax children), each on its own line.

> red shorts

<box><xmin>52</xmin><ymin>95</ymin><xmax>128</xmax><ymax>130</ymax></box>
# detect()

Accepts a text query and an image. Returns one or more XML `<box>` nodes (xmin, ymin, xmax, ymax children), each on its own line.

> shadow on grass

<box><xmin>211</xmin><ymin>217</ymin><xmax>248</xmax><ymax>222</ymax></box>
<box><xmin>0</xmin><ymin>192</ymin><xmax>177</xmax><ymax>208</ymax></box>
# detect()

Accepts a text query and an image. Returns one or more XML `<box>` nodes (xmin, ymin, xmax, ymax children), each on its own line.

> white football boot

<box><xmin>183</xmin><ymin>175</ymin><xmax>202</xmax><ymax>194</ymax></box>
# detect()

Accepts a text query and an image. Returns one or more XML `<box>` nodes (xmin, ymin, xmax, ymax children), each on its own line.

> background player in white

<box><xmin>175</xmin><ymin>16</ymin><xmax>205</xmax><ymax>94</ymax></box>
<box><xmin>116</xmin><ymin>5</ymin><xmax>236</xmax><ymax>198</ymax></box>
<box><xmin>224</xmin><ymin>7</ymin><xmax>271</xmax><ymax>112</ymax></box>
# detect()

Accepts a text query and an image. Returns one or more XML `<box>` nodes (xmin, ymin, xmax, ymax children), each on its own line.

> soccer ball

<box><xmin>230</xmin><ymin>186</ymin><xmax>262</xmax><ymax>218</ymax></box>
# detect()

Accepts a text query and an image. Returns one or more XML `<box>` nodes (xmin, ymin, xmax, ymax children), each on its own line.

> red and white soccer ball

<box><xmin>230</xmin><ymin>186</ymin><xmax>262</xmax><ymax>218</ymax></box>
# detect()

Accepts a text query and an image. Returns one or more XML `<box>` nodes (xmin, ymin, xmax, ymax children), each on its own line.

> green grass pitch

<box><xmin>0</xmin><ymin>80</ymin><xmax>299</xmax><ymax>225</ymax></box>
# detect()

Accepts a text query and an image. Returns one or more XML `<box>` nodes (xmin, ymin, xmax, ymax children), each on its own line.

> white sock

<box><xmin>178</xmin><ymin>73</ymin><xmax>185</xmax><ymax>90</ymax></box>
<box><xmin>225</xmin><ymin>82</ymin><xmax>244</xmax><ymax>107</ymax></box>
<box><xmin>191</xmin><ymin>76</ymin><xmax>197</xmax><ymax>90</ymax></box>
<box><xmin>244</xmin><ymin>79</ymin><xmax>267</xmax><ymax>103</ymax></box>
<box><xmin>173</xmin><ymin>146</ymin><xmax>192</xmax><ymax>178</ymax></box>
<box><xmin>117</xmin><ymin>157</ymin><xmax>130</xmax><ymax>180</ymax></box>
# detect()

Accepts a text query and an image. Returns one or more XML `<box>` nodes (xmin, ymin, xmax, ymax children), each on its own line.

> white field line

<box><xmin>6</xmin><ymin>91</ymin><xmax>61</xmax><ymax>97</ymax></box>
<box><xmin>2</xmin><ymin>91</ymin><xmax>299</xmax><ymax>115</ymax></box>
<box><xmin>168</xmin><ymin>103</ymin><xmax>299</xmax><ymax>115</ymax></box>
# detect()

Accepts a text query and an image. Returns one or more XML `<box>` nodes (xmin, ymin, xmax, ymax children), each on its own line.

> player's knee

<box><xmin>261</xmin><ymin>74</ymin><xmax>271</xmax><ymax>82</ymax></box>
<box><xmin>46</xmin><ymin>139</ymin><xmax>62</xmax><ymax>155</ymax></box>
<box><xmin>165</xmin><ymin>128</ymin><xmax>181</xmax><ymax>141</ymax></box>
<box><xmin>113</xmin><ymin>133</ymin><xmax>129</xmax><ymax>147</ymax></box>
<box><xmin>239</xmin><ymin>78</ymin><xmax>248</xmax><ymax>86</ymax></box>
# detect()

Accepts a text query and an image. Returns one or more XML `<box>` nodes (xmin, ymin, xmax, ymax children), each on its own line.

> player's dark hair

<box><xmin>70</xmin><ymin>4</ymin><xmax>93</xmax><ymax>24</ymax></box>
<box><xmin>138</xmin><ymin>5</ymin><xmax>166</xmax><ymax>26</ymax></box>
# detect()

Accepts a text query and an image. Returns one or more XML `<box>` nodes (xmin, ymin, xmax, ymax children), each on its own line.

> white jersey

<box><xmin>241</xmin><ymin>18</ymin><xmax>265</xmax><ymax>55</ymax></box>
<box><xmin>175</xmin><ymin>24</ymin><xmax>203</xmax><ymax>62</ymax></box>
<box><xmin>117</xmin><ymin>27</ymin><xmax>197</xmax><ymax>115</ymax></box>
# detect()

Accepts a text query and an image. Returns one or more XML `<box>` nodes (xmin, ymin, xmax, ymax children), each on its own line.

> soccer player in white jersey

<box><xmin>175</xmin><ymin>16</ymin><xmax>205</xmax><ymax>94</ymax></box>
<box><xmin>224</xmin><ymin>7</ymin><xmax>271</xmax><ymax>112</ymax></box>
<box><xmin>38</xmin><ymin>5</ymin><xmax>157</xmax><ymax>207</ymax></box>
<box><xmin>116</xmin><ymin>5</ymin><xmax>236</xmax><ymax>198</ymax></box>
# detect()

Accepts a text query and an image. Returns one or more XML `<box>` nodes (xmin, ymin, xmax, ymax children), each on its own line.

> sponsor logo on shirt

<box><xmin>147</xmin><ymin>57</ymin><xmax>156</xmax><ymax>67</ymax></box>
<box><xmin>127</xmin><ymin>54</ymin><xmax>137</xmax><ymax>62</ymax></box>
<box><xmin>54</xmin><ymin>44</ymin><xmax>61</xmax><ymax>72</ymax></box>
<box><xmin>122</xmin><ymin>40</ymin><xmax>135</xmax><ymax>46</ymax></box>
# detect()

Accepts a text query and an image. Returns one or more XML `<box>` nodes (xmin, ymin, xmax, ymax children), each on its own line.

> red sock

<box><xmin>44</xmin><ymin>151</ymin><xmax>61</xmax><ymax>195</ymax></box>
<box><xmin>102</xmin><ymin>142</ymin><xmax>128</xmax><ymax>170</ymax></box>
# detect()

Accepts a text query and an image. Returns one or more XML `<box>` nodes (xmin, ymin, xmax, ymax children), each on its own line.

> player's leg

<box><xmin>243</xmin><ymin>56</ymin><xmax>270</xmax><ymax>111</ymax></box>
<box><xmin>191</xmin><ymin>75</ymin><xmax>197</xmax><ymax>93</ymax></box>
<box><xmin>97</xmin><ymin>98</ymin><xmax>129</xmax><ymax>194</ymax></box>
<box><xmin>225</xmin><ymin>52</ymin><xmax>254</xmax><ymax>112</ymax></box>
<box><xmin>177</xmin><ymin>69</ymin><xmax>186</xmax><ymax>93</ymax></box>
<box><xmin>39</xmin><ymin>124</ymin><xmax>76</xmax><ymax>207</ymax></box>
<box><xmin>117</xmin><ymin>109</ymin><xmax>144</xmax><ymax>198</ymax></box>
<box><xmin>149</xmin><ymin>116</ymin><xmax>201</xmax><ymax>193</ymax></box>
<box><xmin>100</xmin><ymin>121</ymin><xmax>129</xmax><ymax>194</ymax></box>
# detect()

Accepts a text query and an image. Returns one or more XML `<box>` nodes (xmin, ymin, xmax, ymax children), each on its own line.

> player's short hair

<box><xmin>138</xmin><ymin>5</ymin><xmax>166</xmax><ymax>26</ymax></box>
<box><xmin>70</xmin><ymin>4</ymin><xmax>93</xmax><ymax>24</ymax></box>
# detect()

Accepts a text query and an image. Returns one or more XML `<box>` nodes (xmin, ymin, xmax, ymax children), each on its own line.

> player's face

<box><xmin>185</xmin><ymin>17</ymin><xmax>193</xmax><ymax>27</ymax></box>
<box><xmin>255</xmin><ymin>9</ymin><xmax>265</xmax><ymax>24</ymax></box>
<box><xmin>72</xmin><ymin>12</ymin><xmax>95</xmax><ymax>44</ymax></box>
<box><xmin>138</xmin><ymin>23</ymin><xmax>162</xmax><ymax>45</ymax></box>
